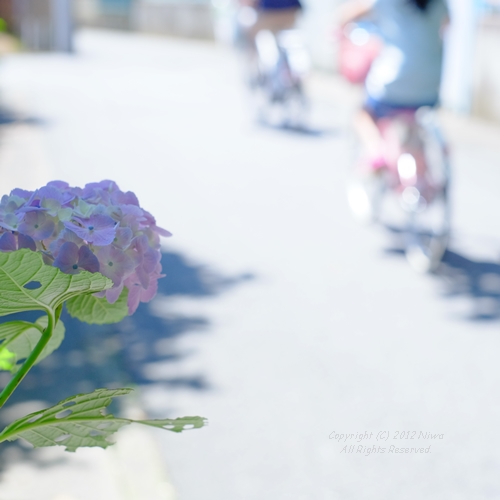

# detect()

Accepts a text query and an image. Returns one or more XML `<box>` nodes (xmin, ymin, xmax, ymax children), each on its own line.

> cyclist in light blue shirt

<box><xmin>339</xmin><ymin>0</ymin><xmax>449</xmax><ymax>168</ymax></box>
<box><xmin>366</xmin><ymin>0</ymin><xmax>448</xmax><ymax>109</ymax></box>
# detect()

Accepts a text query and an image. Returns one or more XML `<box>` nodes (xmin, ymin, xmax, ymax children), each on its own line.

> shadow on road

<box><xmin>0</xmin><ymin>106</ymin><xmax>45</xmax><ymax>127</ymax></box>
<box><xmin>0</xmin><ymin>250</ymin><xmax>253</xmax><ymax>468</ymax></box>
<box><xmin>384</xmin><ymin>230</ymin><xmax>500</xmax><ymax>321</ymax></box>
<box><xmin>256</xmin><ymin>119</ymin><xmax>337</xmax><ymax>137</ymax></box>
<box><xmin>435</xmin><ymin>250</ymin><xmax>500</xmax><ymax>321</ymax></box>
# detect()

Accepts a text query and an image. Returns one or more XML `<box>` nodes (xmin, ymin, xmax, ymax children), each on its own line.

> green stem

<box><xmin>0</xmin><ymin>311</ymin><xmax>56</xmax><ymax>409</ymax></box>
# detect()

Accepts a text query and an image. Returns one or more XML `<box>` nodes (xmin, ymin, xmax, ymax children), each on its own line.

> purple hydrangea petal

<box><xmin>82</xmin><ymin>181</ymin><xmax>119</xmax><ymax>205</ymax></box>
<box><xmin>85</xmin><ymin>180</ymin><xmax>120</xmax><ymax>193</ymax></box>
<box><xmin>0</xmin><ymin>232</ymin><xmax>17</xmax><ymax>251</ymax></box>
<box><xmin>17</xmin><ymin>205</ymin><xmax>48</xmax><ymax>213</ymax></box>
<box><xmin>9</xmin><ymin>188</ymin><xmax>33</xmax><ymax>199</ymax></box>
<box><xmin>110</xmin><ymin>190</ymin><xmax>140</xmax><ymax>206</ymax></box>
<box><xmin>18</xmin><ymin>233</ymin><xmax>37</xmax><ymax>251</ymax></box>
<box><xmin>18</xmin><ymin>212</ymin><xmax>55</xmax><ymax>240</ymax></box>
<box><xmin>1</xmin><ymin>196</ymin><xmax>26</xmax><ymax>214</ymax></box>
<box><xmin>46</xmin><ymin>180</ymin><xmax>70</xmax><ymax>190</ymax></box>
<box><xmin>49</xmin><ymin>228</ymin><xmax>84</xmax><ymax>256</ymax></box>
<box><xmin>2</xmin><ymin>179</ymin><xmax>170</xmax><ymax>315</ymax></box>
<box><xmin>0</xmin><ymin>213</ymin><xmax>22</xmax><ymax>231</ymax></box>
<box><xmin>77</xmin><ymin>245</ymin><xmax>100</xmax><ymax>273</ymax></box>
<box><xmin>113</xmin><ymin>227</ymin><xmax>133</xmax><ymax>249</ymax></box>
<box><xmin>95</xmin><ymin>245</ymin><xmax>135</xmax><ymax>286</ymax></box>
<box><xmin>64</xmin><ymin>214</ymin><xmax>117</xmax><ymax>246</ymax></box>
<box><xmin>53</xmin><ymin>241</ymin><xmax>80</xmax><ymax>274</ymax></box>
<box><xmin>37</xmin><ymin>185</ymin><xmax>65</xmax><ymax>204</ymax></box>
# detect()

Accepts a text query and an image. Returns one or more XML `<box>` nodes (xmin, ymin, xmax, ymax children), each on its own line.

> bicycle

<box><xmin>340</xmin><ymin>24</ymin><xmax>451</xmax><ymax>273</ymax></box>
<box><xmin>237</xmin><ymin>8</ymin><xmax>310</xmax><ymax>129</ymax></box>
<box><xmin>346</xmin><ymin>106</ymin><xmax>451</xmax><ymax>273</ymax></box>
<box><xmin>253</xmin><ymin>28</ymin><xmax>309</xmax><ymax>127</ymax></box>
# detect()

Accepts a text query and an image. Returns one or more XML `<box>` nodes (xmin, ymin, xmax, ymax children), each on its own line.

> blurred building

<box><xmin>1</xmin><ymin>0</ymin><xmax>499</xmax><ymax>124</ymax></box>
<box><xmin>76</xmin><ymin>0</ymin><xmax>214</xmax><ymax>38</ymax></box>
<box><xmin>472</xmin><ymin>0</ymin><xmax>500</xmax><ymax>122</ymax></box>
<box><xmin>0</xmin><ymin>0</ymin><xmax>72</xmax><ymax>51</ymax></box>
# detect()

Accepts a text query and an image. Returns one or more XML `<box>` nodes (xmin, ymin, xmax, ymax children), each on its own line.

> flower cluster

<box><xmin>0</xmin><ymin>180</ymin><xmax>170</xmax><ymax>314</ymax></box>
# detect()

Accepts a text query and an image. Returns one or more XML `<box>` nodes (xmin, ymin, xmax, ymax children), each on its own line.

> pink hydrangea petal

<box><xmin>140</xmin><ymin>276</ymin><xmax>159</xmax><ymax>303</ymax></box>
<box><xmin>95</xmin><ymin>246</ymin><xmax>135</xmax><ymax>286</ymax></box>
<box><xmin>142</xmin><ymin>246</ymin><xmax>160</xmax><ymax>273</ymax></box>
<box><xmin>124</xmin><ymin>271</ymin><xmax>161</xmax><ymax>314</ymax></box>
<box><xmin>154</xmin><ymin>225</ymin><xmax>172</xmax><ymax>237</ymax></box>
<box><xmin>105</xmin><ymin>284</ymin><xmax>123</xmax><ymax>304</ymax></box>
<box><xmin>135</xmin><ymin>265</ymin><xmax>150</xmax><ymax>289</ymax></box>
<box><xmin>126</xmin><ymin>285</ymin><xmax>141</xmax><ymax>315</ymax></box>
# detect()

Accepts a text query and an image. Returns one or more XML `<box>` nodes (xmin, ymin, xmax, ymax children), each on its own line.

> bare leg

<box><xmin>354</xmin><ymin>108</ymin><xmax>384</xmax><ymax>163</ymax></box>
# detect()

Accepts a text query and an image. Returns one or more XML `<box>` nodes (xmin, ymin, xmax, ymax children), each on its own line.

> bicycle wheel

<box><xmin>345</xmin><ymin>127</ymin><xmax>388</xmax><ymax>225</ymax></box>
<box><xmin>281</xmin><ymin>81</ymin><xmax>307</xmax><ymax>129</ymax></box>
<box><xmin>346</xmin><ymin>169</ymin><xmax>387</xmax><ymax>225</ymax></box>
<box><xmin>277</xmin><ymin>29</ymin><xmax>309</xmax><ymax>129</ymax></box>
<box><xmin>403</xmin><ymin>114</ymin><xmax>450</xmax><ymax>273</ymax></box>
<box><xmin>404</xmin><ymin>187</ymin><xmax>450</xmax><ymax>273</ymax></box>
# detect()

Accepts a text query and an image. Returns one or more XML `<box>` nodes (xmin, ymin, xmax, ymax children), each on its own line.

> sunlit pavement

<box><xmin>1</xmin><ymin>29</ymin><xmax>500</xmax><ymax>500</ymax></box>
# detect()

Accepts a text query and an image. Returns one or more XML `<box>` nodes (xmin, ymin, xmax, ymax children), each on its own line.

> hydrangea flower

<box><xmin>53</xmin><ymin>242</ymin><xmax>100</xmax><ymax>275</ymax></box>
<box><xmin>0</xmin><ymin>180</ymin><xmax>171</xmax><ymax>315</ymax></box>
<box><xmin>64</xmin><ymin>214</ymin><xmax>117</xmax><ymax>246</ymax></box>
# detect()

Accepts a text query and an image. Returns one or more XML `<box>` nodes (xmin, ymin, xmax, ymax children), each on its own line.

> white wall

<box><xmin>299</xmin><ymin>0</ymin><xmax>343</xmax><ymax>70</ymax></box>
<box><xmin>440</xmin><ymin>0</ymin><xmax>479</xmax><ymax>113</ymax></box>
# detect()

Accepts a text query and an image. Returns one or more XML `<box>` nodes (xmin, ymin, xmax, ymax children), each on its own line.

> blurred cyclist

<box><xmin>237</xmin><ymin>0</ymin><xmax>302</xmax><ymax>49</ymax></box>
<box><xmin>338</xmin><ymin>0</ymin><xmax>449</xmax><ymax>170</ymax></box>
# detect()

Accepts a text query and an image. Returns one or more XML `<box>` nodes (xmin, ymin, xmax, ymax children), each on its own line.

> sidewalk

<box><xmin>0</xmin><ymin>426</ymin><xmax>176</xmax><ymax>500</ymax></box>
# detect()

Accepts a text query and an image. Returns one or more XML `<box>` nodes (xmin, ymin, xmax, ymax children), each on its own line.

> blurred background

<box><xmin>0</xmin><ymin>0</ymin><xmax>499</xmax><ymax>499</ymax></box>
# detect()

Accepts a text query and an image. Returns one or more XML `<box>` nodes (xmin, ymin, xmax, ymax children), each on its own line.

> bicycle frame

<box><xmin>376</xmin><ymin>109</ymin><xmax>449</xmax><ymax>211</ymax></box>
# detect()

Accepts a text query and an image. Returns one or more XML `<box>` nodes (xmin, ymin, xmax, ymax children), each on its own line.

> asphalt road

<box><xmin>1</xmin><ymin>29</ymin><xmax>500</xmax><ymax>500</ymax></box>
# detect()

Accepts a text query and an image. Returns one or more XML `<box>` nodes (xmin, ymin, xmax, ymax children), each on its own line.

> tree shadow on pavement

<box><xmin>383</xmin><ymin>229</ymin><xmax>500</xmax><ymax>321</ymax></box>
<box><xmin>434</xmin><ymin>250</ymin><xmax>500</xmax><ymax>321</ymax></box>
<box><xmin>0</xmin><ymin>105</ymin><xmax>45</xmax><ymax>127</ymax></box>
<box><xmin>0</xmin><ymin>250</ymin><xmax>253</xmax><ymax>469</ymax></box>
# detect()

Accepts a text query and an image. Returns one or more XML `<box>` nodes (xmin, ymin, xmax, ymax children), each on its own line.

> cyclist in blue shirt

<box><xmin>339</xmin><ymin>0</ymin><xmax>449</xmax><ymax>169</ymax></box>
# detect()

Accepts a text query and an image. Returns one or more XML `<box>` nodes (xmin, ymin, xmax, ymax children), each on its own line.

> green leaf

<box><xmin>0</xmin><ymin>388</ymin><xmax>207</xmax><ymax>452</ymax></box>
<box><xmin>0</xmin><ymin>316</ymin><xmax>65</xmax><ymax>372</ymax></box>
<box><xmin>66</xmin><ymin>288</ymin><xmax>129</xmax><ymax>325</ymax></box>
<box><xmin>0</xmin><ymin>348</ymin><xmax>15</xmax><ymax>371</ymax></box>
<box><xmin>140</xmin><ymin>416</ymin><xmax>207</xmax><ymax>433</ymax></box>
<box><xmin>0</xmin><ymin>249</ymin><xmax>112</xmax><ymax>318</ymax></box>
